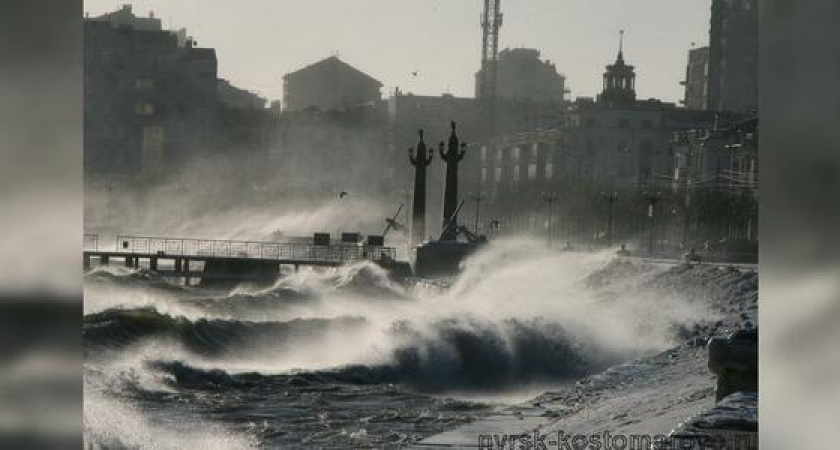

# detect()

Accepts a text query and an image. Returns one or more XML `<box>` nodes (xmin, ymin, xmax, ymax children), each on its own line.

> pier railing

<box><xmin>93</xmin><ymin>235</ymin><xmax>396</xmax><ymax>264</ymax></box>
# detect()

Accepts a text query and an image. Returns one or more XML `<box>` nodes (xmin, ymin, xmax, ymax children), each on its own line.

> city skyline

<box><xmin>84</xmin><ymin>0</ymin><xmax>711</xmax><ymax>104</ymax></box>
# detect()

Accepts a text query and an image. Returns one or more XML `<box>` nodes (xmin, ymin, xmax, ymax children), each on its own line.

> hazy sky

<box><xmin>85</xmin><ymin>0</ymin><xmax>711</xmax><ymax>104</ymax></box>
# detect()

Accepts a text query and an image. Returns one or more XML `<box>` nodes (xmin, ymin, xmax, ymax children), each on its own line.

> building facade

<box><xmin>91</xmin><ymin>4</ymin><xmax>161</xmax><ymax>31</ymax></box>
<box><xmin>282</xmin><ymin>57</ymin><xmax>382</xmax><ymax>112</ymax></box>
<box><xmin>84</xmin><ymin>12</ymin><xmax>219</xmax><ymax>176</ymax></box>
<box><xmin>472</xmin><ymin>45</ymin><xmax>743</xmax><ymax>251</ymax></box>
<box><xmin>275</xmin><ymin>103</ymin><xmax>389</xmax><ymax>195</ymax></box>
<box><xmin>669</xmin><ymin>117</ymin><xmax>758</xmax><ymax>258</ymax></box>
<box><xmin>474</xmin><ymin>48</ymin><xmax>567</xmax><ymax>102</ymax></box>
<box><xmin>671</xmin><ymin>119</ymin><xmax>758</xmax><ymax>196</ymax></box>
<box><xmin>217</xmin><ymin>79</ymin><xmax>267</xmax><ymax>110</ymax></box>
<box><xmin>682</xmin><ymin>46</ymin><xmax>710</xmax><ymax>110</ymax></box>
<box><xmin>85</xmin><ymin>6</ymin><xmax>280</xmax><ymax>184</ymax></box>
<box><xmin>707</xmin><ymin>0</ymin><xmax>758</xmax><ymax>113</ymax></box>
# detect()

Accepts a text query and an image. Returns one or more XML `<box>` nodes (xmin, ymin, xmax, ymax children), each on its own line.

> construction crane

<box><xmin>479</xmin><ymin>0</ymin><xmax>502</xmax><ymax>137</ymax></box>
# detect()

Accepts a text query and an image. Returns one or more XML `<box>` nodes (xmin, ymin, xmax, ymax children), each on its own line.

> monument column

<box><xmin>439</xmin><ymin>121</ymin><xmax>466</xmax><ymax>240</ymax></box>
<box><xmin>408</xmin><ymin>130</ymin><xmax>433</xmax><ymax>245</ymax></box>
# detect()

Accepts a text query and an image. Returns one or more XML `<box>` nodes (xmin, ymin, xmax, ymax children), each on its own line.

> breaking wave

<box><xmin>83</xmin><ymin>237</ymin><xmax>732</xmax><ymax>448</ymax></box>
<box><xmin>91</xmin><ymin>312</ymin><xmax>623</xmax><ymax>393</ymax></box>
<box><xmin>84</xmin><ymin>307</ymin><xmax>367</xmax><ymax>358</ymax></box>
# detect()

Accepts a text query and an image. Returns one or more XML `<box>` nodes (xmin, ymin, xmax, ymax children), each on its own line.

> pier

<box><xmin>83</xmin><ymin>234</ymin><xmax>398</xmax><ymax>286</ymax></box>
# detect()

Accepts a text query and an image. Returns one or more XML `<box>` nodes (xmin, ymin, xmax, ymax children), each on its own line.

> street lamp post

<box><xmin>671</xmin><ymin>130</ymin><xmax>706</xmax><ymax>249</ymax></box>
<box><xmin>542</xmin><ymin>192</ymin><xmax>559</xmax><ymax>247</ymax></box>
<box><xmin>601</xmin><ymin>191</ymin><xmax>618</xmax><ymax>247</ymax></box>
<box><xmin>469</xmin><ymin>192</ymin><xmax>488</xmax><ymax>234</ymax></box>
<box><xmin>643</xmin><ymin>191</ymin><xmax>663</xmax><ymax>256</ymax></box>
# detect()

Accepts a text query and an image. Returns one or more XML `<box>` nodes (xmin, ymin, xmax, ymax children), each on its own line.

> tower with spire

<box><xmin>598</xmin><ymin>30</ymin><xmax>637</xmax><ymax>107</ymax></box>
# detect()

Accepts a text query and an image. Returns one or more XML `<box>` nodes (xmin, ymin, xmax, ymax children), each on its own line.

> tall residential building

<box><xmin>84</xmin><ymin>9</ymin><xmax>218</xmax><ymax>175</ymax></box>
<box><xmin>474</xmin><ymin>48</ymin><xmax>567</xmax><ymax>102</ymax></box>
<box><xmin>708</xmin><ymin>0</ymin><xmax>758</xmax><ymax>113</ymax></box>
<box><xmin>92</xmin><ymin>4</ymin><xmax>162</xmax><ymax>31</ymax></box>
<box><xmin>282</xmin><ymin>57</ymin><xmax>382</xmax><ymax>112</ymax></box>
<box><xmin>85</xmin><ymin>6</ymin><xmax>279</xmax><ymax>179</ymax></box>
<box><xmin>682</xmin><ymin>46</ymin><xmax>710</xmax><ymax>110</ymax></box>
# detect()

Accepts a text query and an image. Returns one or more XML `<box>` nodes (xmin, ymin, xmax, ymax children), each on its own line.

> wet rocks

<box><xmin>708</xmin><ymin>328</ymin><xmax>758</xmax><ymax>401</ymax></box>
<box><xmin>661</xmin><ymin>391</ymin><xmax>757</xmax><ymax>450</ymax></box>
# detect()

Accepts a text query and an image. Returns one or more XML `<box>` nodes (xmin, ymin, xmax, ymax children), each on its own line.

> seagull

<box><xmin>339</xmin><ymin>191</ymin><xmax>349</xmax><ymax>198</ymax></box>
<box><xmin>411</xmin><ymin>71</ymin><xmax>419</xmax><ymax>77</ymax></box>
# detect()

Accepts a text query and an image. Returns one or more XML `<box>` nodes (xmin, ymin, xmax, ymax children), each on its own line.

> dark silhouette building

<box><xmin>84</xmin><ymin>6</ymin><xmax>279</xmax><ymax>184</ymax></box>
<box><xmin>708</xmin><ymin>0</ymin><xmax>758</xmax><ymax>113</ymax></box>
<box><xmin>682</xmin><ymin>46</ymin><xmax>710</xmax><ymax>110</ymax></box>
<box><xmin>217</xmin><ymin>79</ymin><xmax>268</xmax><ymax>110</ymax></box>
<box><xmin>475</xmin><ymin>48</ymin><xmax>567</xmax><ymax>103</ymax></box>
<box><xmin>92</xmin><ymin>4</ymin><xmax>161</xmax><ymax>31</ymax></box>
<box><xmin>282</xmin><ymin>57</ymin><xmax>382</xmax><ymax>112</ymax></box>
<box><xmin>84</xmin><ymin>9</ymin><xmax>218</xmax><ymax>176</ymax></box>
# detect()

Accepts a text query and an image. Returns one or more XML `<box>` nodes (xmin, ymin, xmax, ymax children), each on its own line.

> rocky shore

<box><xmin>413</xmin><ymin>259</ymin><xmax>758</xmax><ymax>449</ymax></box>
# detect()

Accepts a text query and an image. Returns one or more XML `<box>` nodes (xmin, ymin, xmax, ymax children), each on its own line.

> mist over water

<box><xmin>83</xmin><ymin>234</ymin><xmax>721</xmax><ymax>447</ymax></box>
<box><xmin>84</xmin><ymin>157</ymin><xmax>412</xmax><ymax>252</ymax></box>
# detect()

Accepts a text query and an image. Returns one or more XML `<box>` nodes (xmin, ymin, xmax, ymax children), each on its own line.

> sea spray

<box><xmin>84</xmin><ymin>238</ymin><xmax>725</xmax><ymax>447</ymax></box>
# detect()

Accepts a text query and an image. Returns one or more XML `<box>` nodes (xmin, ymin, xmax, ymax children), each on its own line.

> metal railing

<box><xmin>104</xmin><ymin>235</ymin><xmax>396</xmax><ymax>264</ymax></box>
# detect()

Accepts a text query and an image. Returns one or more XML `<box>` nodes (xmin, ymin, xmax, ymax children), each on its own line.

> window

<box><xmin>481</xmin><ymin>167</ymin><xmax>487</xmax><ymax>183</ymax></box>
<box><xmin>481</xmin><ymin>146</ymin><xmax>487</xmax><ymax>162</ymax></box>
<box><xmin>135</xmin><ymin>103</ymin><xmax>155</xmax><ymax>115</ymax></box>
<box><xmin>618</xmin><ymin>141</ymin><xmax>630</xmax><ymax>154</ymax></box>
<box><xmin>494</xmin><ymin>167</ymin><xmax>502</xmax><ymax>182</ymax></box>
<box><xmin>511</xmin><ymin>165</ymin><xmax>520</xmax><ymax>192</ymax></box>
<box><xmin>141</xmin><ymin>126</ymin><xmax>164</xmax><ymax>166</ymax></box>
<box><xmin>135</xmin><ymin>78</ymin><xmax>155</xmax><ymax>90</ymax></box>
<box><xmin>511</xmin><ymin>147</ymin><xmax>521</xmax><ymax>161</ymax></box>
<box><xmin>531</xmin><ymin>143</ymin><xmax>539</xmax><ymax>159</ymax></box>
<box><xmin>528</xmin><ymin>163</ymin><xmax>537</xmax><ymax>180</ymax></box>
<box><xmin>545</xmin><ymin>163</ymin><xmax>554</xmax><ymax>180</ymax></box>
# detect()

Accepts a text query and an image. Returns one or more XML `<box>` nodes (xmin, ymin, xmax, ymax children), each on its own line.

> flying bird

<box><xmin>411</xmin><ymin>71</ymin><xmax>419</xmax><ymax>77</ymax></box>
<box><xmin>339</xmin><ymin>191</ymin><xmax>349</xmax><ymax>198</ymax></box>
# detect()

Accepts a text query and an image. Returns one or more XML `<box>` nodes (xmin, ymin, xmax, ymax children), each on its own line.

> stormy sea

<box><xmin>83</xmin><ymin>239</ymin><xmax>751</xmax><ymax>449</ymax></box>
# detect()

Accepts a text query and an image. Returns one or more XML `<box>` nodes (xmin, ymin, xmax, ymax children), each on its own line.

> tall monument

<box><xmin>439</xmin><ymin>121</ymin><xmax>467</xmax><ymax>241</ymax></box>
<box><xmin>408</xmin><ymin>130</ymin><xmax>433</xmax><ymax>245</ymax></box>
